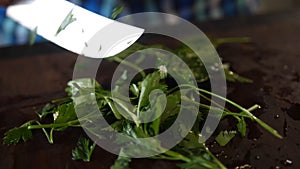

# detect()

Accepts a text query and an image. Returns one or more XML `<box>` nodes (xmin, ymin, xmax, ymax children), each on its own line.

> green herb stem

<box><xmin>51</xmin><ymin>97</ymin><xmax>71</xmax><ymax>104</ymax></box>
<box><xmin>203</xmin><ymin>144</ymin><xmax>227</xmax><ymax>169</ymax></box>
<box><xmin>87</xmin><ymin>142</ymin><xmax>97</xmax><ymax>161</ymax></box>
<box><xmin>113</xmin><ymin>57</ymin><xmax>146</xmax><ymax>77</ymax></box>
<box><xmin>194</xmin><ymin>87</ymin><xmax>282</xmax><ymax>139</ymax></box>
<box><xmin>214</xmin><ymin>37</ymin><xmax>251</xmax><ymax>47</ymax></box>
<box><xmin>223</xmin><ymin>105</ymin><xmax>260</xmax><ymax>118</ymax></box>
<box><xmin>198</xmin><ymin>92</ymin><xmax>230</xmax><ymax>112</ymax></box>
<box><xmin>163</xmin><ymin>150</ymin><xmax>191</xmax><ymax>163</ymax></box>
<box><xmin>181</xmin><ymin>96</ymin><xmax>229</xmax><ymax>117</ymax></box>
<box><xmin>28</xmin><ymin>120</ymin><xmax>79</xmax><ymax>130</ymax></box>
<box><xmin>36</xmin><ymin>121</ymin><xmax>54</xmax><ymax>144</ymax></box>
<box><xmin>177</xmin><ymin>84</ymin><xmax>282</xmax><ymax>139</ymax></box>
<box><xmin>151</xmin><ymin>155</ymin><xmax>183</xmax><ymax>161</ymax></box>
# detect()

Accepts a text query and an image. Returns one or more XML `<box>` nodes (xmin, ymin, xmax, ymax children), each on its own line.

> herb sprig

<box><xmin>72</xmin><ymin>136</ymin><xmax>96</xmax><ymax>162</ymax></box>
<box><xmin>3</xmin><ymin>39</ymin><xmax>282</xmax><ymax>169</ymax></box>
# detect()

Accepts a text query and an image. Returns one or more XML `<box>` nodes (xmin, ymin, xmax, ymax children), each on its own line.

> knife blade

<box><xmin>6</xmin><ymin>0</ymin><xmax>144</xmax><ymax>58</ymax></box>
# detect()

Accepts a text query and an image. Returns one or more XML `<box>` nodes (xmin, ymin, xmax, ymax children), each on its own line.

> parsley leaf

<box><xmin>54</xmin><ymin>102</ymin><xmax>77</xmax><ymax>126</ymax></box>
<box><xmin>215</xmin><ymin>130</ymin><xmax>236</xmax><ymax>146</ymax></box>
<box><xmin>110</xmin><ymin>149</ymin><xmax>131</xmax><ymax>169</ymax></box>
<box><xmin>36</xmin><ymin>103</ymin><xmax>56</xmax><ymax>119</ymax></box>
<box><xmin>3</xmin><ymin>120</ymin><xmax>36</xmax><ymax>145</ymax></box>
<box><xmin>137</xmin><ymin>71</ymin><xmax>167</xmax><ymax>112</ymax></box>
<box><xmin>3</xmin><ymin>38</ymin><xmax>283</xmax><ymax>169</ymax></box>
<box><xmin>72</xmin><ymin>136</ymin><xmax>96</xmax><ymax>162</ymax></box>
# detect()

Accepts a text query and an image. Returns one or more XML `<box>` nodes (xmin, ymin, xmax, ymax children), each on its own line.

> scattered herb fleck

<box><xmin>215</xmin><ymin>130</ymin><xmax>237</xmax><ymax>146</ymax></box>
<box><xmin>29</xmin><ymin>27</ymin><xmax>37</xmax><ymax>46</ymax></box>
<box><xmin>98</xmin><ymin>45</ymin><xmax>102</xmax><ymax>52</ymax></box>
<box><xmin>111</xmin><ymin>5</ymin><xmax>124</xmax><ymax>19</ymax></box>
<box><xmin>55</xmin><ymin>9</ymin><xmax>77</xmax><ymax>36</ymax></box>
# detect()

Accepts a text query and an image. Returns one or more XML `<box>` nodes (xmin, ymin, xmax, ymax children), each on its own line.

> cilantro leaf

<box><xmin>160</xmin><ymin>93</ymin><xmax>180</xmax><ymax>123</ymax></box>
<box><xmin>137</xmin><ymin>71</ymin><xmax>167</xmax><ymax>112</ymax></box>
<box><xmin>3</xmin><ymin>37</ymin><xmax>283</xmax><ymax>169</ymax></box>
<box><xmin>105</xmin><ymin>97</ymin><xmax>123</xmax><ymax>120</ymax></box>
<box><xmin>129</xmin><ymin>83</ymin><xmax>139</xmax><ymax>97</ymax></box>
<box><xmin>72</xmin><ymin>137</ymin><xmax>96</xmax><ymax>162</ymax></box>
<box><xmin>3</xmin><ymin>120</ymin><xmax>36</xmax><ymax>145</ymax></box>
<box><xmin>54</xmin><ymin>102</ymin><xmax>77</xmax><ymax>124</ymax></box>
<box><xmin>215</xmin><ymin>130</ymin><xmax>236</xmax><ymax>146</ymax></box>
<box><xmin>36</xmin><ymin>103</ymin><xmax>56</xmax><ymax>119</ymax></box>
<box><xmin>110</xmin><ymin>149</ymin><xmax>131</xmax><ymax>169</ymax></box>
<box><xmin>148</xmin><ymin>93</ymin><xmax>166</xmax><ymax>135</ymax></box>
<box><xmin>180</xmin><ymin>132</ymin><xmax>204</xmax><ymax>150</ymax></box>
<box><xmin>52</xmin><ymin>102</ymin><xmax>77</xmax><ymax>131</ymax></box>
<box><xmin>110</xmin><ymin>156</ymin><xmax>131</xmax><ymax>169</ymax></box>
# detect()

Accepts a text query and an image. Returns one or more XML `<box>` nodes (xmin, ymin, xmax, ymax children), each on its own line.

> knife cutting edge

<box><xmin>6</xmin><ymin>0</ymin><xmax>144</xmax><ymax>58</ymax></box>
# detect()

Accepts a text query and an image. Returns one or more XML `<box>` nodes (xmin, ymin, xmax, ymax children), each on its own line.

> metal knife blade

<box><xmin>6</xmin><ymin>0</ymin><xmax>144</xmax><ymax>58</ymax></box>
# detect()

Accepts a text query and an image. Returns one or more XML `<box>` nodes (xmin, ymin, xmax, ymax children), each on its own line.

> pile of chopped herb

<box><xmin>3</xmin><ymin>39</ymin><xmax>282</xmax><ymax>169</ymax></box>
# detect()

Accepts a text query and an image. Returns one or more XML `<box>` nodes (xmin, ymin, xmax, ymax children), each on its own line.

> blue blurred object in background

<box><xmin>0</xmin><ymin>0</ymin><xmax>261</xmax><ymax>47</ymax></box>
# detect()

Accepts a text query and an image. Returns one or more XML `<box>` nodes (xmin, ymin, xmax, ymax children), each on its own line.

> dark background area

<box><xmin>1</xmin><ymin>0</ymin><xmax>300</xmax><ymax>47</ymax></box>
<box><xmin>0</xmin><ymin>9</ymin><xmax>299</xmax><ymax>169</ymax></box>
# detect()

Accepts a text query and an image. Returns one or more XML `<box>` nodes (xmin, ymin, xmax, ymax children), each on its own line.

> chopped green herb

<box><xmin>237</xmin><ymin>117</ymin><xmax>247</xmax><ymax>137</ymax></box>
<box><xmin>110</xmin><ymin>156</ymin><xmax>131</xmax><ymax>169</ymax></box>
<box><xmin>110</xmin><ymin>149</ymin><xmax>132</xmax><ymax>169</ymax></box>
<box><xmin>3</xmin><ymin>38</ymin><xmax>282</xmax><ymax>169</ymax></box>
<box><xmin>111</xmin><ymin>5</ymin><xmax>124</xmax><ymax>19</ymax></box>
<box><xmin>137</xmin><ymin>71</ymin><xmax>166</xmax><ymax>113</ymax></box>
<box><xmin>72</xmin><ymin>136</ymin><xmax>96</xmax><ymax>162</ymax></box>
<box><xmin>98</xmin><ymin>45</ymin><xmax>102</xmax><ymax>52</ymax></box>
<box><xmin>36</xmin><ymin>103</ymin><xmax>56</xmax><ymax>119</ymax></box>
<box><xmin>3</xmin><ymin>120</ymin><xmax>36</xmax><ymax>145</ymax></box>
<box><xmin>55</xmin><ymin>9</ymin><xmax>77</xmax><ymax>36</ymax></box>
<box><xmin>29</xmin><ymin>27</ymin><xmax>37</xmax><ymax>46</ymax></box>
<box><xmin>53</xmin><ymin>102</ymin><xmax>77</xmax><ymax>130</ymax></box>
<box><xmin>212</xmin><ymin>37</ymin><xmax>251</xmax><ymax>48</ymax></box>
<box><xmin>224</xmin><ymin>64</ymin><xmax>253</xmax><ymax>83</ymax></box>
<box><xmin>215</xmin><ymin>130</ymin><xmax>237</xmax><ymax>146</ymax></box>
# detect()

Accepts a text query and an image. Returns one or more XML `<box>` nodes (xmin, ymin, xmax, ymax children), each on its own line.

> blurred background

<box><xmin>0</xmin><ymin>0</ymin><xmax>299</xmax><ymax>47</ymax></box>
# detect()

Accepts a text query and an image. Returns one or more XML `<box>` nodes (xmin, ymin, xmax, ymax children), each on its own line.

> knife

<box><xmin>6</xmin><ymin>0</ymin><xmax>144</xmax><ymax>58</ymax></box>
